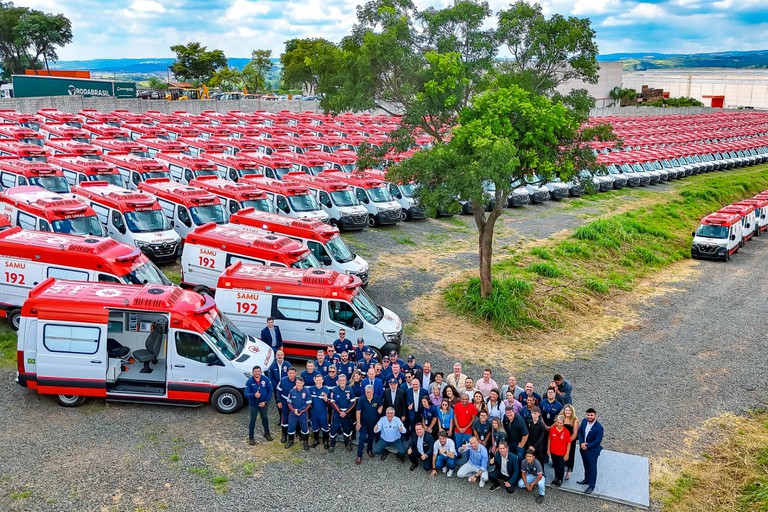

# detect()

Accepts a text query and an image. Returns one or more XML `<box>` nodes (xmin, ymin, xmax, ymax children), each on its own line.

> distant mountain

<box><xmin>598</xmin><ymin>49</ymin><xmax>768</xmax><ymax>70</ymax></box>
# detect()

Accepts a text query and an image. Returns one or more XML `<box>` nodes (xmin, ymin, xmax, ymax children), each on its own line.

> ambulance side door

<box><xmin>269</xmin><ymin>292</ymin><xmax>323</xmax><ymax>352</ymax></box>
<box><xmin>0</xmin><ymin>257</ymin><xmax>41</xmax><ymax>307</ymax></box>
<box><xmin>35</xmin><ymin>317</ymin><xmax>108</xmax><ymax>397</ymax></box>
<box><xmin>168</xmin><ymin>329</ymin><xmax>218</xmax><ymax>399</ymax></box>
<box><xmin>324</xmin><ymin>299</ymin><xmax>364</xmax><ymax>343</ymax></box>
<box><xmin>215</xmin><ymin>288</ymin><xmax>264</xmax><ymax>338</ymax></box>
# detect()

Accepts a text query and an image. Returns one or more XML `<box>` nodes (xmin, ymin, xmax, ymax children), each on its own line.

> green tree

<box><xmin>0</xmin><ymin>2</ymin><xmax>72</xmax><ymax>77</ymax></box>
<box><xmin>146</xmin><ymin>76</ymin><xmax>169</xmax><ymax>94</ymax></box>
<box><xmin>209</xmin><ymin>67</ymin><xmax>243</xmax><ymax>92</ymax></box>
<box><xmin>280</xmin><ymin>38</ymin><xmax>338</xmax><ymax>95</ymax></box>
<box><xmin>608</xmin><ymin>87</ymin><xmax>637</xmax><ymax>107</ymax></box>
<box><xmin>169</xmin><ymin>42</ymin><xmax>227</xmax><ymax>85</ymax></box>
<box><xmin>241</xmin><ymin>49</ymin><xmax>273</xmax><ymax>93</ymax></box>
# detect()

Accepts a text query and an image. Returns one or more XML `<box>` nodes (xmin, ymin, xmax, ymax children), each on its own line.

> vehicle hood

<box><xmin>296</xmin><ymin>210</ymin><xmax>330</xmax><ymax>222</ymax></box>
<box><xmin>133</xmin><ymin>230</ymin><xmax>181</xmax><ymax>244</ymax></box>
<box><xmin>693</xmin><ymin>235</ymin><xmax>728</xmax><ymax>246</ymax></box>
<box><xmin>376</xmin><ymin>305</ymin><xmax>402</xmax><ymax>332</ymax></box>
<box><xmin>338</xmin><ymin>205</ymin><xmax>368</xmax><ymax>216</ymax></box>
<box><xmin>230</xmin><ymin>337</ymin><xmax>274</xmax><ymax>374</ymax></box>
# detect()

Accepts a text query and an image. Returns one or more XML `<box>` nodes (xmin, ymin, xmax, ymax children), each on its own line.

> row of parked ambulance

<box><xmin>691</xmin><ymin>190</ymin><xmax>768</xmax><ymax>261</ymax></box>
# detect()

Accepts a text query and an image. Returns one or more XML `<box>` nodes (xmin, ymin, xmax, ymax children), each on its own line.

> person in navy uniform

<box><xmin>380</xmin><ymin>357</ymin><xmax>392</xmax><ymax>380</ymax></box>
<box><xmin>333</xmin><ymin>329</ymin><xmax>354</xmax><ymax>355</ymax></box>
<box><xmin>355</xmin><ymin>384</ymin><xmax>383</xmax><ymax>464</ymax></box>
<box><xmin>389</xmin><ymin>362</ymin><xmax>407</xmax><ymax>388</ymax></box>
<box><xmin>324</xmin><ymin>346</ymin><xmax>341</xmax><ymax>367</ymax></box>
<box><xmin>353</xmin><ymin>337</ymin><xmax>367</xmax><ymax>361</ymax></box>
<box><xmin>286</xmin><ymin>377</ymin><xmax>312</xmax><ymax>450</ymax></box>
<box><xmin>577</xmin><ymin>407</ymin><xmax>604</xmax><ymax>494</ymax></box>
<box><xmin>315</xmin><ymin>349</ymin><xmax>330</xmax><ymax>376</ymax></box>
<box><xmin>308</xmin><ymin>374</ymin><xmax>331</xmax><ymax>449</ymax></box>
<box><xmin>383</xmin><ymin>377</ymin><xmax>407</xmax><ymax>423</ymax></box>
<box><xmin>336</xmin><ymin>350</ymin><xmax>355</xmax><ymax>381</ymax></box>
<box><xmin>323</xmin><ymin>365</ymin><xmax>339</xmax><ymax>387</ymax></box>
<box><xmin>260</xmin><ymin>317</ymin><xmax>283</xmax><ymax>351</ymax></box>
<box><xmin>268</xmin><ymin>350</ymin><xmax>292</xmax><ymax>440</ymax></box>
<box><xmin>244</xmin><ymin>365</ymin><xmax>274</xmax><ymax>444</ymax></box>
<box><xmin>276</xmin><ymin>367</ymin><xmax>298</xmax><ymax>444</ymax></box>
<box><xmin>405</xmin><ymin>354</ymin><xmax>422</xmax><ymax>374</ymax></box>
<box><xmin>388</xmin><ymin>349</ymin><xmax>406</xmax><ymax>370</ymax></box>
<box><xmin>329</xmin><ymin>373</ymin><xmax>357</xmax><ymax>453</ymax></box>
<box><xmin>356</xmin><ymin>347</ymin><xmax>378</xmax><ymax>374</ymax></box>
<box><xmin>300</xmin><ymin>360</ymin><xmax>322</xmax><ymax>386</ymax></box>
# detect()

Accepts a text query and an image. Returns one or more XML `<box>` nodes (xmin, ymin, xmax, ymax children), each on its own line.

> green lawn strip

<box><xmin>445</xmin><ymin>167</ymin><xmax>768</xmax><ymax>334</ymax></box>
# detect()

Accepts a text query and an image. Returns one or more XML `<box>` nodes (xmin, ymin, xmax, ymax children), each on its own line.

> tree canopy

<box><xmin>242</xmin><ymin>49</ymin><xmax>273</xmax><ymax>93</ymax></box>
<box><xmin>0</xmin><ymin>2</ymin><xmax>72</xmax><ymax>77</ymax></box>
<box><xmin>169</xmin><ymin>42</ymin><xmax>227</xmax><ymax>85</ymax></box>
<box><xmin>280</xmin><ymin>38</ymin><xmax>340</xmax><ymax>95</ymax></box>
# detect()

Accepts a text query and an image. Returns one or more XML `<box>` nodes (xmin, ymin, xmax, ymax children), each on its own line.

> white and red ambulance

<box><xmin>0</xmin><ymin>109</ymin><xmax>41</xmax><ymax>131</ymax></box>
<box><xmin>0</xmin><ymin>140</ymin><xmax>49</xmax><ymax>162</ymax></box>
<box><xmin>138</xmin><ymin>178</ymin><xmax>228</xmax><ymax>238</ymax></box>
<box><xmin>49</xmin><ymin>156</ymin><xmax>125</xmax><ymax>188</ymax></box>
<box><xmin>38</xmin><ymin>123</ymin><xmax>91</xmax><ymax>143</ymax></box>
<box><xmin>16</xmin><ymin>279</ymin><xmax>272</xmax><ymax>412</ymax></box>
<box><xmin>180</xmin><ymin>223</ymin><xmax>318</xmax><ymax>295</ymax></box>
<box><xmin>101</xmin><ymin>153</ymin><xmax>171</xmax><ymax>189</ymax></box>
<box><xmin>0</xmin><ymin>159</ymin><xmax>71</xmax><ymax>193</ymax></box>
<box><xmin>44</xmin><ymin>138</ymin><xmax>102</xmax><ymax>159</ymax></box>
<box><xmin>691</xmin><ymin>211</ymin><xmax>743</xmax><ymax>261</ymax></box>
<box><xmin>319</xmin><ymin>171</ymin><xmax>402</xmax><ymax>227</ymax></box>
<box><xmin>37</xmin><ymin>108</ymin><xmax>82</xmax><ymax>127</ymax></box>
<box><xmin>0</xmin><ymin>125</ymin><xmax>44</xmax><ymax>147</ymax></box>
<box><xmin>0</xmin><ymin>227</ymin><xmax>171</xmax><ymax>328</ymax></box>
<box><xmin>241</xmin><ymin>176</ymin><xmax>330</xmax><ymax>223</ymax></box>
<box><xmin>91</xmin><ymin>138</ymin><xmax>149</xmax><ymax>157</ymax></box>
<box><xmin>230</xmin><ymin>207</ymin><xmax>370</xmax><ymax>285</ymax></box>
<box><xmin>719</xmin><ymin>204</ymin><xmax>758</xmax><ymax>243</ymax></box>
<box><xmin>190</xmin><ymin>176</ymin><xmax>276</xmax><ymax>215</ymax></box>
<box><xmin>81</xmin><ymin>123</ymin><xmax>131</xmax><ymax>141</ymax></box>
<box><xmin>0</xmin><ymin>186</ymin><xmax>105</xmax><ymax>235</ymax></box>
<box><xmin>215</xmin><ymin>264</ymin><xmax>402</xmax><ymax>359</ymax></box>
<box><xmin>154</xmin><ymin>152</ymin><xmax>220</xmax><ymax>184</ymax></box>
<box><xmin>204</xmin><ymin>153</ymin><xmax>262</xmax><ymax>182</ymax></box>
<box><xmin>284</xmin><ymin>172</ymin><xmax>368</xmax><ymax>230</ymax></box>
<box><xmin>137</xmin><ymin>137</ymin><xmax>188</xmax><ymax>158</ymax></box>
<box><xmin>73</xmin><ymin>182</ymin><xmax>181</xmax><ymax>262</ymax></box>
<box><xmin>733</xmin><ymin>198</ymin><xmax>768</xmax><ymax>234</ymax></box>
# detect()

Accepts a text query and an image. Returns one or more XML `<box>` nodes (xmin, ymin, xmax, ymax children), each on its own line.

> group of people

<box><xmin>245</xmin><ymin>320</ymin><xmax>605</xmax><ymax>502</ymax></box>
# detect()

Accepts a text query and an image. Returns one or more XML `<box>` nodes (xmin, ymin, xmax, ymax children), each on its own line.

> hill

<box><xmin>598</xmin><ymin>50</ymin><xmax>768</xmax><ymax>70</ymax></box>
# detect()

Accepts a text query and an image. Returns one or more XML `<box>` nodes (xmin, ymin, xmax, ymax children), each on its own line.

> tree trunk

<box><xmin>472</xmin><ymin>190</ymin><xmax>506</xmax><ymax>298</ymax></box>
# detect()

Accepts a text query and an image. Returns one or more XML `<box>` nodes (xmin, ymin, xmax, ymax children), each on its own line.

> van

<box><xmin>138</xmin><ymin>138</ymin><xmax>188</xmax><ymax>158</ymax></box>
<box><xmin>138</xmin><ymin>178</ymin><xmax>229</xmax><ymax>239</ymax></box>
<box><xmin>283</xmin><ymin>173</ymin><xmax>369</xmax><ymax>230</ymax></box>
<box><xmin>16</xmin><ymin>279</ymin><xmax>272</xmax><ymax>413</ymax></box>
<box><xmin>0</xmin><ymin>125</ymin><xmax>44</xmax><ymax>147</ymax></box>
<box><xmin>154</xmin><ymin>152</ymin><xmax>220</xmax><ymax>184</ymax></box>
<box><xmin>691</xmin><ymin>212</ymin><xmax>743</xmax><ymax>261</ymax></box>
<box><xmin>204</xmin><ymin>153</ymin><xmax>262</xmax><ymax>182</ymax></box>
<box><xmin>365</xmin><ymin>171</ymin><xmax>426</xmax><ymax>221</ymax></box>
<box><xmin>320</xmin><ymin>171</ymin><xmax>402</xmax><ymax>226</ymax></box>
<box><xmin>241</xmin><ymin>176</ymin><xmax>330</xmax><ymax>223</ymax></box>
<box><xmin>39</xmin><ymin>123</ymin><xmax>90</xmax><ymax>143</ymax></box>
<box><xmin>91</xmin><ymin>139</ymin><xmax>150</xmax><ymax>157</ymax></box>
<box><xmin>215</xmin><ymin>264</ymin><xmax>402</xmax><ymax>359</ymax></box>
<box><xmin>44</xmin><ymin>139</ymin><xmax>102</xmax><ymax>159</ymax></box>
<box><xmin>49</xmin><ymin>156</ymin><xmax>125</xmax><ymax>188</ymax></box>
<box><xmin>190</xmin><ymin>176</ymin><xmax>276</xmax><ymax>216</ymax></box>
<box><xmin>101</xmin><ymin>153</ymin><xmax>172</xmax><ymax>190</ymax></box>
<box><xmin>0</xmin><ymin>160</ymin><xmax>71</xmax><ymax>193</ymax></box>
<box><xmin>718</xmin><ymin>204</ymin><xmax>757</xmax><ymax>243</ymax></box>
<box><xmin>0</xmin><ymin>141</ymin><xmax>49</xmax><ymax>162</ymax></box>
<box><xmin>0</xmin><ymin>227</ymin><xmax>171</xmax><ymax>328</ymax></box>
<box><xmin>733</xmin><ymin>199</ymin><xmax>768</xmax><ymax>234</ymax></box>
<box><xmin>180</xmin><ymin>223</ymin><xmax>319</xmax><ymax>294</ymax></box>
<box><xmin>229</xmin><ymin>207</ymin><xmax>370</xmax><ymax>285</ymax></box>
<box><xmin>73</xmin><ymin>182</ymin><xmax>182</xmax><ymax>262</ymax></box>
<box><xmin>0</xmin><ymin>186</ymin><xmax>105</xmax><ymax>235</ymax></box>
<box><xmin>177</xmin><ymin>137</ymin><xmax>226</xmax><ymax>157</ymax></box>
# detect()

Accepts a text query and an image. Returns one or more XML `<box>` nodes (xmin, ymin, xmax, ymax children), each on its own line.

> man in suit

<box><xmin>383</xmin><ymin>377</ymin><xmax>407</xmax><ymax>423</ymax></box>
<box><xmin>488</xmin><ymin>441</ymin><xmax>519</xmax><ymax>493</ymax></box>
<box><xmin>260</xmin><ymin>317</ymin><xmax>283</xmax><ymax>351</ymax></box>
<box><xmin>267</xmin><ymin>349</ymin><xmax>292</xmax><ymax>440</ymax></box>
<box><xmin>414</xmin><ymin>361</ymin><xmax>435</xmax><ymax>392</ymax></box>
<box><xmin>405</xmin><ymin>377</ymin><xmax>429</xmax><ymax>436</ymax></box>
<box><xmin>407</xmin><ymin>422</ymin><xmax>434</xmax><ymax>471</ymax></box>
<box><xmin>577</xmin><ymin>407</ymin><xmax>604</xmax><ymax>494</ymax></box>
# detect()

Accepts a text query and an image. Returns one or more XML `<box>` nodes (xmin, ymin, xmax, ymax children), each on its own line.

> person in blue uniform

<box><xmin>323</xmin><ymin>365</ymin><xmax>339</xmax><ymax>387</ymax></box>
<box><xmin>355</xmin><ymin>384</ymin><xmax>383</xmax><ymax>464</ymax></box>
<box><xmin>267</xmin><ymin>349</ymin><xmax>292</xmax><ymax>428</ymax></box>
<box><xmin>308</xmin><ymin>374</ymin><xmax>331</xmax><ymax>449</ymax></box>
<box><xmin>324</xmin><ymin>346</ymin><xmax>341</xmax><ymax>367</ymax></box>
<box><xmin>388</xmin><ymin>350</ymin><xmax>406</xmax><ymax>370</ymax></box>
<box><xmin>356</xmin><ymin>347</ymin><xmax>378</xmax><ymax>374</ymax></box>
<box><xmin>244</xmin><ymin>365</ymin><xmax>273</xmax><ymax>444</ymax></box>
<box><xmin>315</xmin><ymin>349</ymin><xmax>330</xmax><ymax>376</ymax></box>
<box><xmin>333</xmin><ymin>329</ymin><xmax>354</xmax><ymax>355</ymax></box>
<box><xmin>405</xmin><ymin>355</ymin><xmax>422</xmax><ymax>374</ymax></box>
<box><xmin>336</xmin><ymin>351</ymin><xmax>356</xmax><ymax>381</ymax></box>
<box><xmin>353</xmin><ymin>338</ymin><xmax>367</xmax><ymax>362</ymax></box>
<box><xmin>286</xmin><ymin>377</ymin><xmax>312</xmax><ymax>450</ymax></box>
<box><xmin>329</xmin><ymin>373</ymin><xmax>357</xmax><ymax>453</ymax></box>
<box><xmin>301</xmin><ymin>360</ymin><xmax>322</xmax><ymax>386</ymax></box>
<box><xmin>276</xmin><ymin>367</ymin><xmax>298</xmax><ymax>444</ymax></box>
<box><xmin>380</xmin><ymin>358</ymin><xmax>392</xmax><ymax>380</ymax></box>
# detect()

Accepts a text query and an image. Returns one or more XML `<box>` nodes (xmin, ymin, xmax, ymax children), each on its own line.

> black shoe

<box><xmin>584</xmin><ymin>487</ymin><xmax>594</xmax><ymax>495</ymax></box>
<box><xmin>380</xmin><ymin>451</ymin><xmax>389</xmax><ymax>461</ymax></box>
<box><xmin>329</xmin><ymin>445</ymin><xmax>335</xmax><ymax>453</ymax></box>
<box><xmin>285</xmin><ymin>440</ymin><xmax>294</xmax><ymax>449</ymax></box>
<box><xmin>367</xmin><ymin>451</ymin><xmax>374</xmax><ymax>458</ymax></box>
<box><xmin>409</xmin><ymin>462</ymin><xmax>418</xmax><ymax>471</ymax></box>
<box><xmin>280</xmin><ymin>430</ymin><xmax>287</xmax><ymax>444</ymax></box>
<box><xmin>397</xmin><ymin>454</ymin><xmax>405</xmax><ymax>463</ymax></box>
<box><xmin>577</xmin><ymin>479</ymin><xmax>588</xmax><ymax>485</ymax></box>
<box><xmin>345</xmin><ymin>441</ymin><xmax>353</xmax><ymax>452</ymax></box>
<box><xmin>248</xmin><ymin>438</ymin><xmax>255</xmax><ymax>446</ymax></box>
<box><xmin>489</xmin><ymin>483</ymin><xmax>500</xmax><ymax>491</ymax></box>
<box><xmin>311</xmin><ymin>434</ymin><xmax>320</xmax><ymax>448</ymax></box>
<box><xmin>553</xmin><ymin>479</ymin><xmax>562</xmax><ymax>487</ymax></box>
<box><xmin>264</xmin><ymin>433</ymin><xmax>273</xmax><ymax>442</ymax></box>
<box><xmin>536</xmin><ymin>495</ymin><xmax>545</xmax><ymax>504</ymax></box>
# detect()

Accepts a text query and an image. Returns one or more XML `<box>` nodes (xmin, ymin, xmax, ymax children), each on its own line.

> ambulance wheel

<box><xmin>211</xmin><ymin>386</ymin><xmax>243</xmax><ymax>414</ymax></box>
<box><xmin>329</xmin><ymin>219</ymin><xmax>338</xmax><ymax>228</ymax></box>
<box><xmin>193</xmin><ymin>285</ymin><xmax>214</xmax><ymax>297</ymax></box>
<box><xmin>56</xmin><ymin>394</ymin><xmax>86</xmax><ymax>407</ymax></box>
<box><xmin>7</xmin><ymin>308</ymin><xmax>21</xmax><ymax>331</ymax></box>
<box><xmin>724</xmin><ymin>251</ymin><xmax>731</xmax><ymax>262</ymax></box>
<box><xmin>400</xmin><ymin>210</ymin><xmax>408</xmax><ymax>222</ymax></box>
<box><xmin>367</xmin><ymin>215</ymin><xmax>377</xmax><ymax>228</ymax></box>
<box><xmin>370</xmin><ymin>347</ymin><xmax>383</xmax><ymax>362</ymax></box>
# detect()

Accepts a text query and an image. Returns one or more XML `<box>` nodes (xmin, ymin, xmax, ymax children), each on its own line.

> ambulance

<box><xmin>44</xmin><ymin>139</ymin><xmax>102</xmax><ymax>159</ymax></box>
<box><xmin>0</xmin><ymin>160</ymin><xmax>71</xmax><ymax>193</ymax></box>
<box><xmin>78</xmin><ymin>109</ymin><xmax>121</xmax><ymax>126</ymax></box>
<box><xmin>0</xmin><ymin>110</ymin><xmax>41</xmax><ymax>131</ymax></box>
<box><xmin>123</xmin><ymin>123</ymin><xmax>169</xmax><ymax>142</ymax></box>
<box><xmin>365</xmin><ymin>170</ymin><xmax>426</xmax><ymax>221</ymax></box>
<box><xmin>189</xmin><ymin>176</ymin><xmax>276</xmax><ymax>216</ymax></box>
<box><xmin>241</xmin><ymin>152</ymin><xmax>294</xmax><ymax>180</ymax></box>
<box><xmin>0</xmin><ymin>228</ymin><xmax>171</xmax><ymax>328</ymax></box>
<box><xmin>91</xmin><ymin>138</ymin><xmax>149</xmax><ymax>157</ymax></box>
<box><xmin>137</xmin><ymin>138</ymin><xmax>188</xmax><ymax>158</ymax></box>
<box><xmin>163</xmin><ymin>124</ymin><xmax>201</xmax><ymax>141</ymax></box>
<box><xmin>39</xmin><ymin>123</ymin><xmax>90</xmax><ymax>143</ymax></box>
<box><xmin>282</xmin><ymin>173</ymin><xmax>368</xmax><ymax>230</ymax></box>
<box><xmin>81</xmin><ymin>123</ymin><xmax>131</xmax><ymax>141</ymax></box>
<box><xmin>280</xmin><ymin>151</ymin><xmax>327</xmax><ymax>176</ymax></box>
<box><xmin>154</xmin><ymin>152</ymin><xmax>220</xmax><ymax>184</ymax></box>
<box><xmin>319</xmin><ymin>171</ymin><xmax>402</xmax><ymax>227</ymax></box>
<box><xmin>50</xmin><ymin>156</ymin><xmax>125</xmax><ymax>188</ymax></box>
<box><xmin>177</xmin><ymin>137</ymin><xmax>226</xmax><ymax>157</ymax></box>
<box><xmin>101</xmin><ymin>153</ymin><xmax>171</xmax><ymax>190</ymax></box>
<box><xmin>180</xmin><ymin>223</ymin><xmax>319</xmax><ymax>295</ymax></box>
<box><xmin>0</xmin><ymin>125</ymin><xmax>44</xmax><ymax>147</ymax></box>
<box><xmin>718</xmin><ymin>204</ymin><xmax>758</xmax><ymax>243</ymax></box>
<box><xmin>137</xmin><ymin>178</ymin><xmax>228</xmax><ymax>238</ymax></box>
<box><xmin>0</xmin><ymin>186</ymin><xmax>105</xmax><ymax>235</ymax></box>
<box><xmin>212</xmin><ymin>136</ymin><xmax>260</xmax><ymax>156</ymax></box>
<box><xmin>16</xmin><ymin>279</ymin><xmax>273</xmax><ymax>412</ymax></box>
<box><xmin>229</xmin><ymin>208</ymin><xmax>370</xmax><ymax>285</ymax></box>
<box><xmin>215</xmin><ymin>265</ymin><xmax>402</xmax><ymax>359</ymax></box>
<box><xmin>240</xmin><ymin>176</ymin><xmax>330</xmax><ymax>223</ymax></box>
<box><xmin>204</xmin><ymin>153</ymin><xmax>262</xmax><ymax>182</ymax></box>
<box><xmin>321</xmin><ymin>151</ymin><xmax>357</xmax><ymax>173</ymax></box>
<box><xmin>73</xmin><ymin>182</ymin><xmax>182</xmax><ymax>262</ymax></box>
<box><xmin>732</xmin><ymin>199</ymin><xmax>768</xmax><ymax>234</ymax></box>
<box><xmin>0</xmin><ymin>141</ymin><xmax>49</xmax><ymax>162</ymax></box>
<box><xmin>37</xmin><ymin>108</ymin><xmax>82</xmax><ymax>127</ymax></box>
<box><xmin>142</xmin><ymin>110</ymin><xmax>177</xmax><ymax>125</ymax></box>
<box><xmin>691</xmin><ymin>211</ymin><xmax>743</xmax><ymax>261</ymax></box>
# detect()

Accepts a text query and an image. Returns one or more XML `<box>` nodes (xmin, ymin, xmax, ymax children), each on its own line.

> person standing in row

<box><xmin>502</xmin><ymin>405</ymin><xmax>529</xmax><ymax>461</ymax></box>
<box><xmin>260</xmin><ymin>317</ymin><xmax>283</xmax><ymax>351</ymax></box>
<box><xmin>548</xmin><ymin>415</ymin><xmax>572</xmax><ymax>486</ymax></box>
<box><xmin>578</xmin><ymin>407</ymin><xmax>604</xmax><ymax>494</ymax></box>
<box><xmin>552</xmin><ymin>373</ymin><xmax>573</xmax><ymax>404</ymax></box>
<box><xmin>445</xmin><ymin>363</ymin><xmax>468</xmax><ymax>393</ymax></box>
<box><xmin>268</xmin><ymin>349</ymin><xmax>292</xmax><ymax>427</ymax></box>
<box><xmin>286</xmin><ymin>377</ymin><xmax>311</xmax><ymax>450</ymax></box>
<box><xmin>333</xmin><ymin>329</ymin><xmax>353</xmax><ymax>355</ymax></box>
<box><xmin>355</xmin><ymin>384</ymin><xmax>383</xmax><ymax>464</ymax></box>
<box><xmin>300</xmin><ymin>360</ymin><xmax>321</xmax><ymax>386</ymax></box>
<box><xmin>383</xmin><ymin>377</ymin><xmax>407</xmax><ymax>423</ymax></box>
<box><xmin>475</xmin><ymin>369</ymin><xmax>498</xmax><ymax>398</ymax></box>
<box><xmin>308</xmin><ymin>374</ymin><xmax>330</xmax><ymax>449</ymax></box>
<box><xmin>453</xmin><ymin>392</ymin><xmax>477</xmax><ymax>453</ymax></box>
<box><xmin>329</xmin><ymin>374</ymin><xmax>356</xmax><ymax>453</ymax></box>
<box><xmin>562</xmin><ymin>404</ymin><xmax>579</xmax><ymax>480</ymax></box>
<box><xmin>245</xmin><ymin>365</ymin><xmax>273</xmax><ymax>444</ymax></box>
<box><xmin>406</xmin><ymin>378</ymin><xmax>428</xmax><ymax>436</ymax></box>
<box><xmin>276</xmin><ymin>367</ymin><xmax>297</xmax><ymax>444</ymax></box>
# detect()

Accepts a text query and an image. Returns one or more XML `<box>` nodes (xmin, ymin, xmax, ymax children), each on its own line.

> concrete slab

<box><xmin>543</xmin><ymin>449</ymin><xmax>650</xmax><ymax>509</ymax></box>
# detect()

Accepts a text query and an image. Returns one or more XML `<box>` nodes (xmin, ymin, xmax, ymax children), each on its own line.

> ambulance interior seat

<box><xmin>133</xmin><ymin>319</ymin><xmax>167</xmax><ymax>374</ymax></box>
<box><xmin>107</xmin><ymin>338</ymin><xmax>130</xmax><ymax>359</ymax></box>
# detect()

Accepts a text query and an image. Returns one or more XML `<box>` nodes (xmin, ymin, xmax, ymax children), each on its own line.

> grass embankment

<box><xmin>653</xmin><ymin>411</ymin><xmax>768</xmax><ymax>511</ymax></box>
<box><xmin>445</xmin><ymin>166</ymin><xmax>768</xmax><ymax>335</ymax></box>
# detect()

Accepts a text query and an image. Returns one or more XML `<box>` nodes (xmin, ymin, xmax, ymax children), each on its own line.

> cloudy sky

<box><xmin>15</xmin><ymin>0</ymin><xmax>768</xmax><ymax>60</ymax></box>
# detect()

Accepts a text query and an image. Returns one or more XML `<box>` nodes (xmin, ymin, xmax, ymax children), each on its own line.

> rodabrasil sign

<box><xmin>11</xmin><ymin>75</ymin><xmax>137</xmax><ymax>99</ymax></box>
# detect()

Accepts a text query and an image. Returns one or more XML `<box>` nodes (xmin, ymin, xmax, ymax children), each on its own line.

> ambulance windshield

<box><xmin>141</xmin><ymin>171</ymin><xmax>168</xmax><ymax>180</ymax></box>
<box><xmin>195</xmin><ymin>169</ymin><xmax>218</xmax><ymax>177</ymax></box>
<box><xmin>204</xmin><ymin>310</ymin><xmax>246</xmax><ymax>360</ymax></box>
<box><xmin>326</xmin><ymin>236</ymin><xmax>355</xmax><ymax>263</ymax></box>
<box><xmin>242</xmin><ymin>198</ymin><xmax>276</xmax><ymax>214</ymax></box>
<box><xmin>696</xmin><ymin>224</ymin><xmax>729</xmax><ymax>239</ymax></box>
<box><xmin>191</xmin><ymin>204</ymin><xmax>228</xmax><ymax>225</ymax></box>
<box><xmin>291</xmin><ymin>252</ymin><xmax>320</xmax><ymax>269</ymax></box>
<box><xmin>30</xmin><ymin>176</ymin><xmax>70</xmax><ymax>194</ymax></box>
<box><xmin>52</xmin><ymin>215</ymin><xmax>103</xmax><ymax>236</ymax></box>
<box><xmin>330</xmin><ymin>189</ymin><xmax>358</xmax><ymax>207</ymax></box>
<box><xmin>352</xmin><ymin>288</ymin><xmax>383</xmax><ymax>324</ymax></box>
<box><xmin>367</xmin><ymin>186</ymin><xmax>393</xmax><ymax>203</ymax></box>
<box><xmin>20</xmin><ymin>137</ymin><xmax>43</xmax><ymax>147</ymax></box>
<box><xmin>288</xmin><ymin>193</ymin><xmax>320</xmax><ymax>212</ymax></box>
<box><xmin>125</xmin><ymin>210</ymin><xmax>171</xmax><ymax>233</ymax></box>
<box><xmin>121</xmin><ymin>260</ymin><xmax>172</xmax><ymax>285</ymax></box>
<box><xmin>89</xmin><ymin>174</ymin><xmax>123</xmax><ymax>187</ymax></box>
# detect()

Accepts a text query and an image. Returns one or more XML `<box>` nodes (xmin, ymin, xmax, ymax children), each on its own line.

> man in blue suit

<box><xmin>405</xmin><ymin>377</ymin><xmax>429</xmax><ymax>437</ymax></box>
<box><xmin>260</xmin><ymin>317</ymin><xmax>283</xmax><ymax>351</ymax></box>
<box><xmin>577</xmin><ymin>408</ymin><xmax>604</xmax><ymax>494</ymax></box>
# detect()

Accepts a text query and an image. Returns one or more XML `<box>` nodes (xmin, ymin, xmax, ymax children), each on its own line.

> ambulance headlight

<box><xmin>136</xmin><ymin>240</ymin><xmax>150</xmax><ymax>248</ymax></box>
<box><xmin>383</xmin><ymin>332</ymin><xmax>398</xmax><ymax>342</ymax></box>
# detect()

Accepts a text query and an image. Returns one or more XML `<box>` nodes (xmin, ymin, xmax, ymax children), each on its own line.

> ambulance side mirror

<box><xmin>206</xmin><ymin>352</ymin><xmax>221</xmax><ymax>366</ymax></box>
<box><xmin>691</xmin><ymin>231</ymin><xmax>695</xmax><ymax>237</ymax></box>
<box><xmin>731</xmin><ymin>234</ymin><xmax>736</xmax><ymax>241</ymax></box>
<box><xmin>352</xmin><ymin>317</ymin><xmax>363</xmax><ymax>330</ymax></box>
<box><xmin>117</xmin><ymin>224</ymin><xmax>126</xmax><ymax>235</ymax></box>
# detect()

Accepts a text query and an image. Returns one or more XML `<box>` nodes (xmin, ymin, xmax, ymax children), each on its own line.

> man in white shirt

<box><xmin>373</xmin><ymin>407</ymin><xmax>407</xmax><ymax>462</ymax></box>
<box><xmin>429</xmin><ymin>430</ymin><xmax>457</xmax><ymax>478</ymax></box>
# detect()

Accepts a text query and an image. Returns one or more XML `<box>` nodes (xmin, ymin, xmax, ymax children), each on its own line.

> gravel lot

<box><xmin>1</xmin><ymin>180</ymin><xmax>766</xmax><ymax>511</ymax></box>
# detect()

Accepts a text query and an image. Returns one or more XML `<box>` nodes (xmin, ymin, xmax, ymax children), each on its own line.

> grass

<box><xmin>653</xmin><ymin>410</ymin><xmax>768</xmax><ymax>511</ymax></box>
<box><xmin>445</xmin><ymin>166</ymin><xmax>768</xmax><ymax>336</ymax></box>
<box><xmin>393</xmin><ymin>235</ymin><xmax>416</xmax><ymax>245</ymax></box>
<box><xmin>0</xmin><ymin>324</ymin><xmax>15</xmax><ymax>368</ymax></box>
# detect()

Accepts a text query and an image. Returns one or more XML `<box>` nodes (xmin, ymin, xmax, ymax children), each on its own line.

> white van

<box><xmin>691</xmin><ymin>212</ymin><xmax>743</xmax><ymax>262</ymax></box>
<box><xmin>318</xmin><ymin>171</ymin><xmax>402</xmax><ymax>227</ymax></box>
<box><xmin>216</xmin><ymin>264</ymin><xmax>402</xmax><ymax>360</ymax></box>
<box><xmin>16</xmin><ymin>279</ymin><xmax>272</xmax><ymax>413</ymax></box>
